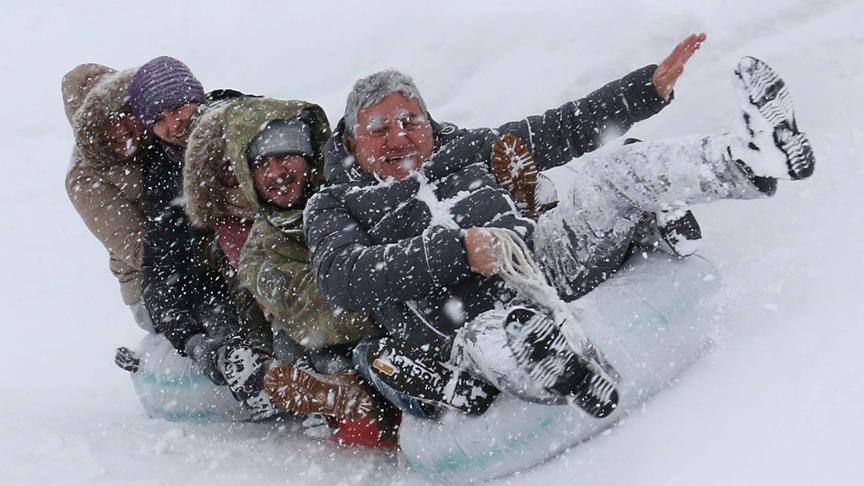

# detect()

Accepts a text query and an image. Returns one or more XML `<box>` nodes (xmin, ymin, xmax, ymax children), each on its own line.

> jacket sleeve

<box><xmin>65</xmin><ymin>150</ymin><xmax>145</xmax><ymax>271</ymax></box>
<box><xmin>496</xmin><ymin>64</ymin><xmax>670</xmax><ymax>171</ymax></box>
<box><xmin>304</xmin><ymin>189</ymin><xmax>473</xmax><ymax>313</ymax></box>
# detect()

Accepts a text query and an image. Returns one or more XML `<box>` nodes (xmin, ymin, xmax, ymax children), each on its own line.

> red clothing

<box><xmin>328</xmin><ymin>412</ymin><xmax>401</xmax><ymax>448</ymax></box>
<box><xmin>214</xmin><ymin>218</ymin><xmax>253</xmax><ymax>268</ymax></box>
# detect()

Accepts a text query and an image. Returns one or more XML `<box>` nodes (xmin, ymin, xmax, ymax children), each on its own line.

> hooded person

<box><xmin>183</xmin><ymin>97</ymin><xmax>394</xmax><ymax>445</ymax></box>
<box><xmin>63</xmin><ymin>63</ymin><xmax>153</xmax><ymax>329</ymax></box>
<box><xmin>221</xmin><ymin>98</ymin><xmax>379</xmax><ymax>349</ymax></box>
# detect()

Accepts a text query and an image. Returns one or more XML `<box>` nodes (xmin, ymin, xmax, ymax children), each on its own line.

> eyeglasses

<box><xmin>364</xmin><ymin>110</ymin><xmax>428</xmax><ymax>136</ymax></box>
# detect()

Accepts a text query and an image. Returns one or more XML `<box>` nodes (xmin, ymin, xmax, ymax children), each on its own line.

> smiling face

<box><xmin>152</xmin><ymin>103</ymin><xmax>199</xmax><ymax>146</ymax></box>
<box><xmin>105</xmin><ymin>112</ymin><xmax>144</xmax><ymax>160</ymax></box>
<box><xmin>251</xmin><ymin>154</ymin><xmax>310</xmax><ymax>209</ymax></box>
<box><xmin>346</xmin><ymin>92</ymin><xmax>434</xmax><ymax>181</ymax></box>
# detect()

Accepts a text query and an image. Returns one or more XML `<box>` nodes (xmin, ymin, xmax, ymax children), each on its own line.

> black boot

<box><xmin>362</xmin><ymin>336</ymin><xmax>499</xmax><ymax>416</ymax></box>
<box><xmin>504</xmin><ymin>307</ymin><xmax>620</xmax><ymax>418</ymax></box>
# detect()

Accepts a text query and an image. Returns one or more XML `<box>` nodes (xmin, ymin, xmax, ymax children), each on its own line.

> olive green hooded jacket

<box><xmin>221</xmin><ymin>98</ymin><xmax>377</xmax><ymax>348</ymax></box>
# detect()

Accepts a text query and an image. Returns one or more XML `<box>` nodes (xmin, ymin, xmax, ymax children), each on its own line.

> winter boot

<box><xmin>329</xmin><ymin>409</ymin><xmax>401</xmax><ymax>448</ymax></box>
<box><xmin>635</xmin><ymin>210</ymin><xmax>702</xmax><ymax>257</ymax></box>
<box><xmin>262</xmin><ymin>365</ymin><xmax>378</xmax><ymax>421</ymax></box>
<box><xmin>218</xmin><ymin>336</ymin><xmax>280</xmax><ymax>420</ymax></box>
<box><xmin>656</xmin><ymin>209</ymin><xmax>702</xmax><ymax>256</ymax></box>
<box><xmin>623</xmin><ymin>138</ymin><xmax>703</xmax><ymax>257</ymax></box>
<box><xmin>361</xmin><ymin>336</ymin><xmax>500</xmax><ymax>416</ymax></box>
<box><xmin>491</xmin><ymin>133</ymin><xmax>558</xmax><ymax>218</ymax></box>
<box><xmin>456</xmin><ymin>306</ymin><xmax>619</xmax><ymax>418</ymax></box>
<box><xmin>732</xmin><ymin>56</ymin><xmax>815</xmax><ymax>182</ymax></box>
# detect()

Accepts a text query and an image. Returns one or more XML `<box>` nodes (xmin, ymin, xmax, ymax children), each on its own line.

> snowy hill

<box><xmin>1</xmin><ymin>1</ymin><xmax>862</xmax><ymax>484</ymax></box>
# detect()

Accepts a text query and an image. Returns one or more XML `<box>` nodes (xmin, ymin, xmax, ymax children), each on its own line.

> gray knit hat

<box><xmin>246</xmin><ymin>119</ymin><xmax>312</xmax><ymax>163</ymax></box>
<box><xmin>128</xmin><ymin>56</ymin><xmax>205</xmax><ymax>128</ymax></box>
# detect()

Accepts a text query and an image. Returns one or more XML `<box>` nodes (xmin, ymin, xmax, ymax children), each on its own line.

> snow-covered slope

<box><xmin>1</xmin><ymin>1</ymin><xmax>862</xmax><ymax>484</ymax></box>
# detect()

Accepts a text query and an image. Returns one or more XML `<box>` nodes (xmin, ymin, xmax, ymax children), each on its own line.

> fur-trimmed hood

<box><xmin>183</xmin><ymin>101</ymin><xmax>258</xmax><ymax>228</ymax></box>
<box><xmin>69</xmin><ymin>68</ymin><xmax>142</xmax><ymax>170</ymax></box>
<box><xmin>223</xmin><ymin>97</ymin><xmax>330</xmax><ymax>218</ymax></box>
<box><xmin>62</xmin><ymin>63</ymin><xmax>115</xmax><ymax>125</ymax></box>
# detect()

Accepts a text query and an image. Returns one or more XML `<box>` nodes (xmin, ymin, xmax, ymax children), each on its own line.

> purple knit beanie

<box><xmin>128</xmin><ymin>56</ymin><xmax>206</xmax><ymax>128</ymax></box>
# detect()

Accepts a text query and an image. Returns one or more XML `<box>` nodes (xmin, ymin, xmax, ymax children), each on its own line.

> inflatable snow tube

<box><xmin>130</xmin><ymin>333</ymin><xmax>251</xmax><ymax>422</ymax></box>
<box><xmin>399</xmin><ymin>252</ymin><xmax>721</xmax><ymax>483</ymax></box>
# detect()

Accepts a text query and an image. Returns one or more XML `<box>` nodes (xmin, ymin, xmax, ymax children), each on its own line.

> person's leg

<box><xmin>537</xmin><ymin>56</ymin><xmax>815</xmax><ymax>300</ymax></box>
<box><xmin>535</xmin><ymin>131</ymin><xmax>765</xmax><ymax>299</ymax></box>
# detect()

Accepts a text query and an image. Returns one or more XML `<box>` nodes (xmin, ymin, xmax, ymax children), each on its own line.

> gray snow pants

<box><xmin>453</xmin><ymin>134</ymin><xmax>770</xmax><ymax>404</ymax></box>
<box><xmin>533</xmin><ymin>133</ymin><xmax>769</xmax><ymax>300</ymax></box>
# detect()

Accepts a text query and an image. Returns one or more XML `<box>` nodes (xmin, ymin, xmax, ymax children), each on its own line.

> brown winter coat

<box><xmin>63</xmin><ymin>65</ymin><xmax>147</xmax><ymax>305</ymax></box>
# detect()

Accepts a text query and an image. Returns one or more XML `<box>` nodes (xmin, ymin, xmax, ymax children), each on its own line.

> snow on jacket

<box><xmin>226</xmin><ymin>98</ymin><xmax>377</xmax><ymax>348</ymax></box>
<box><xmin>139</xmin><ymin>87</ymin><xmax>263</xmax><ymax>355</ymax></box>
<box><xmin>181</xmin><ymin>99</ymin><xmax>275</xmax><ymax>354</ymax></box>
<box><xmin>64</xmin><ymin>66</ymin><xmax>147</xmax><ymax>305</ymax></box>
<box><xmin>305</xmin><ymin>65</ymin><xmax>670</xmax><ymax>357</ymax></box>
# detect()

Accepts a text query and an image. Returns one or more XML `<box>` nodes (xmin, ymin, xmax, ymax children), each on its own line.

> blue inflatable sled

<box><xmin>398</xmin><ymin>252</ymin><xmax>721</xmax><ymax>483</ymax></box>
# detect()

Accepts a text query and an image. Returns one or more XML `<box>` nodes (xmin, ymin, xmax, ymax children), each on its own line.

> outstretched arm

<box><xmin>497</xmin><ymin>33</ymin><xmax>707</xmax><ymax>171</ymax></box>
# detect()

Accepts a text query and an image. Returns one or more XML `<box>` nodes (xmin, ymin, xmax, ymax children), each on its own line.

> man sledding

<box><xmin>304</xmin><ymin>33</ymin><xmax>815</xmax><ymax>419</ymax></box>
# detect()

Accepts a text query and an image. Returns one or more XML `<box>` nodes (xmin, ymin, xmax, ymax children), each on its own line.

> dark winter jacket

<box><xmin>140</xmin><ymin>138</ymin><xmax>245</xmax><ymax>357</ymax></box>
<box><xmin>305</xmin><ymin>65</ymin><xmax>670</xmax><ymax>357</ymax></box>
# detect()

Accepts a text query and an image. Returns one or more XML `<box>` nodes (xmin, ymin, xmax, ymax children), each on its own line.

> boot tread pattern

<box><xmin>491</xmin><ymin>134</ymin><xmax>540</xmax><ymax>219</ymax></box>
<box><xmin>735</xmin><ymin>56</ymin><xmax>814</xmax><ymax>180</ymax></box>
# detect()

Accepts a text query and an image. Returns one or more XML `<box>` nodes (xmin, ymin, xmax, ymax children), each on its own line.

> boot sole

<box><xmin>491</xmin><ymin>134</ymin><xmax>540</xmax><ymax>219</ymax></box>
<box><xmin>734</xmin><ymin>56</ymin><xmax>815</xmax><ymax>180</ymax></box>
<box><xmin>508</xmin><ymin>307</ymin><xmax>620</xmax><ymax>418</ymax></box>
<box><xmin>263</xmin><ymin>367</ymin><xmax>375</xmax><ymax>420</ymax></box>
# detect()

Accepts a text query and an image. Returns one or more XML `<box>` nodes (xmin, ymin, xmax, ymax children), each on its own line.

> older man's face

<box><xmin>347</xmin><ymin>92</ymin><xmax>434</xmax><ymax>181</ymax></box>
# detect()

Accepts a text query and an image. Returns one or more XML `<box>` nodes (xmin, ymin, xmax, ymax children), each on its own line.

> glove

<box><xmin>185</xmin><ymin>333</ymin><xmax>227</xmax><ymax>385</ymax></box>
<box><xmin>114</xmin><ymin>346</ymin><xmax>140</xmax><ymax>372</ymax></box>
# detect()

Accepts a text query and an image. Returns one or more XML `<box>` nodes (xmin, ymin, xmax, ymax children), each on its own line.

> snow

<box><xmin>1</xmin><ymin>0</ymin><xmax>863</xmax><ymax>484</ymax></box>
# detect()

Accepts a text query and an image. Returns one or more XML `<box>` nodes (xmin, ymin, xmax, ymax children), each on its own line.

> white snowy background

<box><xmin>1</xmin><ymin>0</ymin><xmax>862</xmax><ymax>484</ymax></box>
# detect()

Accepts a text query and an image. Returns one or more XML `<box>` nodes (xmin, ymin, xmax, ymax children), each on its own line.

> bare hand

<box><xmin>464</xmin><ymin>228</ymin><xmax>500</xmax><ymax>276</ymax></box>
<box><xmin>653</xmin><ymin>32</ymin><xmax>707</xmax><ymax>100</ymax></box>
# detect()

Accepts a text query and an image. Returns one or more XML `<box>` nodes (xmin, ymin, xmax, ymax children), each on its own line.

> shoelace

<box><xmin>485</xmin><ymin>228</ymin><xmax>620</xmax><ymax>389</ymax></box>
<box><xmin>485</xmin><ymin>228</ymin><xmax>589</xmax><ymax>352</ymax></box>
